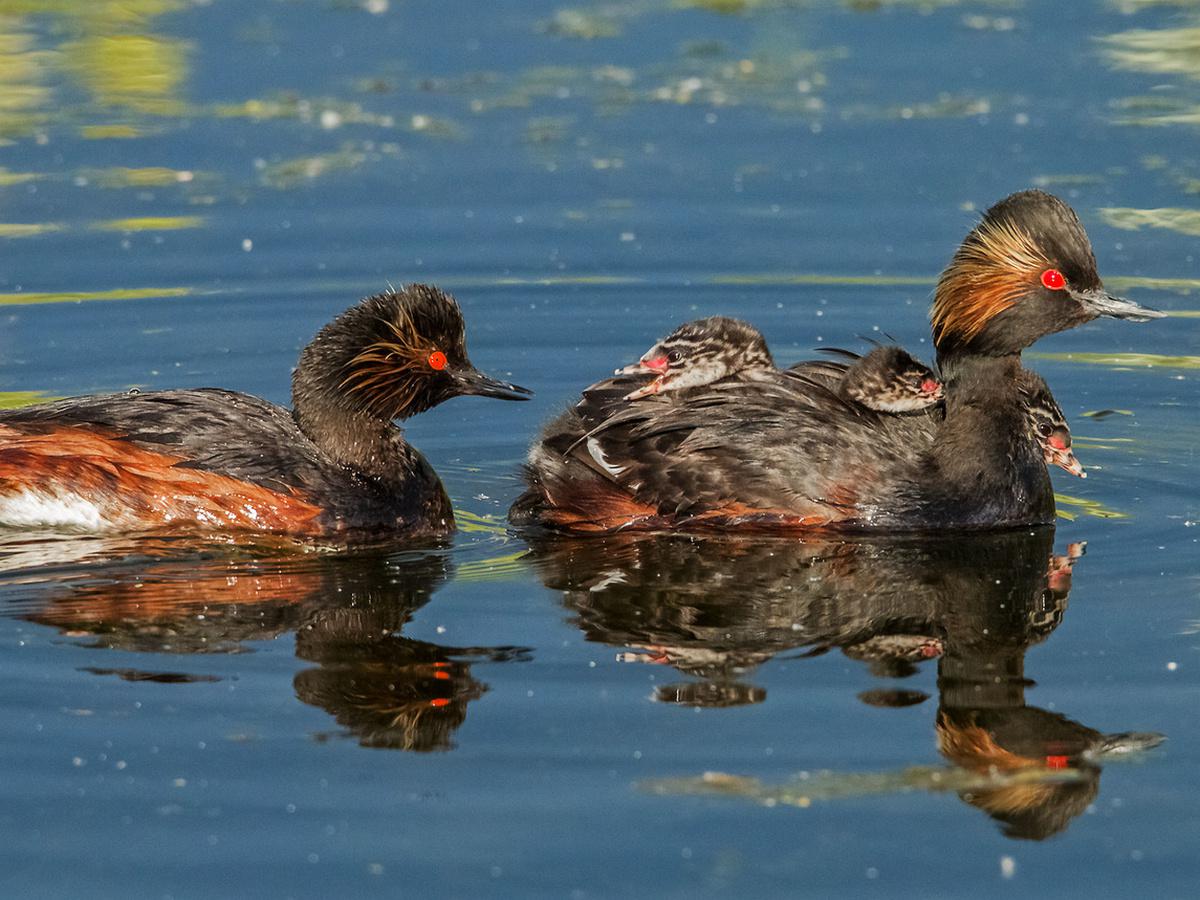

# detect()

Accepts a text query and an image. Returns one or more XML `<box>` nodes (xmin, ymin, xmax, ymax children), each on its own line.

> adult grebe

<box><xmin>0</xmin><ymin>285</ymin><xmax>530</xmax><ymax>537</ymax></box>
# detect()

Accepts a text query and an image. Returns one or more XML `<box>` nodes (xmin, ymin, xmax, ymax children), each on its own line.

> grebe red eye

<box><xmin>428</xmin><ymin>350</ymin><xmax>447</xmax><ymax>370</ymax></box>
<box><xmin>1041</xmin><ymin>269</ymin><xmax>1066</xmax><ymax>291</ymax></box>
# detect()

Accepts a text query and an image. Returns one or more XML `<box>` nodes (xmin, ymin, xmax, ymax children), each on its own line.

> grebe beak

<box><xmin>453</xmin><ymin>366</ymin><xmax>533</xmax><ymax>401</ymax></box>
<box><xmin>1072</xmin><ymin>287</ymin><xmax>1167</xmax><ymax>323</ymax></box>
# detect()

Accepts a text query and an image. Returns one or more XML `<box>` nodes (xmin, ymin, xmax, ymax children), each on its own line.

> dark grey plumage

<box><xmin>0</xmin><ymin>285</ymin><xmax>529</xmax><ymax>537</ymax></box>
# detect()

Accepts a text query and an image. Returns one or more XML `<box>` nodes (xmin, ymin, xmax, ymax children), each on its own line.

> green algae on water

<box><xmin>91</xmin><ymin>215</ymin><xmax>204</xmax><ymax>232</ymax></box>
<box><xmin>642</xmin><ymin>764</ymin><xmax>1086</xmax><ymax>808</ymax></box>
<box><xmin>1099</xmin><ymin>206</ymin><xmax>1200</xmax><ymax>236</ymax></box>
<box><xmin>1055</xmin><ymin>493</ymin><xmax>1129</xmax><ymax>521</ymax></box>
<box><xmin>1031</xmin><ymin>350</ymin><xmax>1200</xmax><ymax>370</ymax></box>
<box><xmin>0</xmin><ymin>286</ymin><xmax>191</xmax><ymax>306</ymax></box>
<box><xmin>0</xmin><ymin>390</ymin><xmax>55</xmax><ymax>409</ymax></box>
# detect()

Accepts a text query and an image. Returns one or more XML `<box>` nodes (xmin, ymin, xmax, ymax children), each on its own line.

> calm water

<box><xmin>1</xmin><ymin>1</ymin><xmax>1198</xmax><ymax>897</ymax></box>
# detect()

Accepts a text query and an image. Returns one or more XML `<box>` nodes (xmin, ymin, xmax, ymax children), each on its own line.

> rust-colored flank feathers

<box><xmin>932</xmin><ymin>214</ymin><xmax>1051</xmax><ymax>348</ymax></box>
<box><xmin>0</xmin><ymin>424</ymin><xmax>323</xmax><ymax>534</ymax></box>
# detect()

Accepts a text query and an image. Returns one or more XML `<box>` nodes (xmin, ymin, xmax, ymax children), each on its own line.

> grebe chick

<box><xmin>1018</xmin><ymin>370</ymin><xmax>1085</xmax><ymax>478</ymax></box>
<box><xmin>615</xmin><ymin>316</ymin><xmax>774</xmax><ymax>400</ymax></box>
<box><xmin>620</xmin><ymin>319</ymin><xmax>943</xmax><ymax>415</ymax></box>
<box><xmin>832</xmin><ymin>346</ymin><xmax>944</xmax><ymax>413</ymax></box>
<box><xmin>0</xmin><ymin>285</ymin><xmax>530</xmax><ymax>538</ymax></box>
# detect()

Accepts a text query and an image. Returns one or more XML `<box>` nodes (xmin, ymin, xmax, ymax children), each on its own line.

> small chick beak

<box><xmin>1073</xmin><ymin>287</ymin><xmax>1167</xmax><ymax>323</ymax></box>
<box><xmin>615</xmin><ymin>354</ymin><xmax>669</xmax><ymax>376</ymax></box>
<box><xmin>453</xmin><ymin>365</ymin><xmax>532</xmax><ymax>401</ymax></box>
<box><xmin>623</xmin><ymin>376</ymin><xmax>666</xmax><ymax>400</ymax></box>
<box><xmin>1050</xmin><ymin>448</ymin><xmax>1086</xmax><ymax>479</ymax></box>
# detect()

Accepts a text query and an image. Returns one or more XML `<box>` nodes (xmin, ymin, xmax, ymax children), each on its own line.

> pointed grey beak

<box><xmin>453</xmin><ymin>366</ymin><xmax>532</xmax><ymax>401</ymax></box>
<box><xmin>1073</xmin><ymin>288</ymin><xmax>1167</xmax><ymax>323</ymax></box>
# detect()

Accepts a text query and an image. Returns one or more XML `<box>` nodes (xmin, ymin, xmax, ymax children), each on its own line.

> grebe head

<box><xmin>1019</xmin><ymin>372</ymin><xmax>1085</xmax><ymax>478</ymax></box>
<box><xmin>932</xmin><ymin>190</ymin><xmax>1164</xmax><ymax>360</ymax></box>
<box><xmin>841</xmin><ymin>345</ymin><xmax>944</xmax><ymax>413</ymax></box>
<box><xmin>616</xmin><ymin>316</ymin><xmax>773</xmax><ymax>400</ymax></box>
<box><xmin>295</xmin><ymin>285</ymin><xmax>530</xmax><ymax>423</ymax></box>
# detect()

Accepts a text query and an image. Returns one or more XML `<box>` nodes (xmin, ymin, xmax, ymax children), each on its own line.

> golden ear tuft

<box><xmin>932</xmin><ymin>216</ymin><xmax>1052</xmax><ymax>348</ymax></box>
<box><xmin>341</xmin><ymin>339</ymin><xmax>426</xmax><ymax>416</ymax></box>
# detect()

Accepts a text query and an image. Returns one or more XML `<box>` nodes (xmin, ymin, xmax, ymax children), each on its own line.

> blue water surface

<box><xmin>0</xmin><ymin>1</ymin><xmax>1197</xmax><ymax>897</ymax></box>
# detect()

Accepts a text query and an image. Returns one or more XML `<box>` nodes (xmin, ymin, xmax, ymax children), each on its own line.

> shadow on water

<box><xmin>522</xmin><ymin>527</ymin><xmax>1165</xmax><ymax>841</ymax></box>
<box><xmin>1</xmin><ymin>535</ymin><xmax>531</xmax><ymax>753</ymax></box>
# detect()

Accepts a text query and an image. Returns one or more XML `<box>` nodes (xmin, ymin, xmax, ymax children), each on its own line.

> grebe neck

<box><xmin>938</xmin><ymin>353</ymin><xmax>1031</xmax><ymax>460</ymax></box>
<box><xmin>291</xmin><ymin>357</ymin><xmax>419</xmax><ymax>482</ymax></box>
<box><xmin>918</xmin><ymin>352</ymin><xmax>1053</xmax><ymax>525</ymax></box>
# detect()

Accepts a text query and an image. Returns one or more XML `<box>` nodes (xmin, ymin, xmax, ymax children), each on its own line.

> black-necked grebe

<box><xmin>511</xmin><ymin>190</ymin><xmax>1161</xmax><ymax>533</ymax></box>
<box><xmin>0</xmin><ymin>285</ymin><xmax>530</xmax><ymax>537</ymax></box>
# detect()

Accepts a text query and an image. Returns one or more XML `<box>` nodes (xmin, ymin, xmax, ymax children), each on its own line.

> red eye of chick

<box><xmin>1040</xmin><ymin>268</ymin><xmax>1066</xmax><ymax>291</ymax></box>
<box><xmin>428</xmin><ymin>350</ymin><xmax>447</xmax><ymax>370</ymax></box>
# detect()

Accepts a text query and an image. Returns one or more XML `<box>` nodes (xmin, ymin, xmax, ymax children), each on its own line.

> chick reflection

<box><xmin>19</xmin><ymin>541</ymin><xmax>528</xmax><ymax>752</ymax></box>
<box><xmin>524</xmin><ymin>529</ymin><xmax>1163</xmax><ymax>840</ymax></box>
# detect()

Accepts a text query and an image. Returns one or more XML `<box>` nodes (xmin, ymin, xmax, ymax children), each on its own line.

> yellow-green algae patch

<box><xmin>0</xmin><ymin>390</ymin><xmax>55</xmax><ymax>409</ymax></box>
<box><xmin>538</xmin><ymin>8</ymin><xmax>625</xmax><ymax>39</ymax></box>
<box><xmin>258</xmin><ymin>147</ymin><xmax>372</xmax><ymax>189</ymax></box>
<box><xmin>1055</xmin><ymin>493</ymin><xmax>1129</xmax><ymax>521</ymax></box>
<box><xmin>0</xmin><ymin>286</ymin><xmax>191</xmax><ymax>306</ymax></box>
<box><xmin>1031</xmin><ymin>351</ymin><xmax>1200</xmax><ymax>370</ymax></box>
<box><xmin>642</xmin><ymin>764</ymin><xmax>1085</xmax><ymax>808</ymax></box>
<box><xmin>456</xmin><ymin>551</ymin><xmax>528</xmax><ymax>583</ymax></box>
<box><xmin>0</xmin><ymin>222</ymin><xmax>62</xmax><ymax>238</ymax></box>
<box><xmin>1109</xmin><ymin>1</ymin><xmax>1200</xmax><ymax>11</ymax></box>
<box><xmin>62</xmin><ymin>34</ymin><xmax>190</xmax><ymax>116</ymax></box>
<box><xmin>212</xmin><ymin>95</ymin><xmax>401</xmax><ymax>130</ymax></box>
<box><xmin>454</xmin><ymin>510</ymin><xmax>509</xmax><ymax>536</ymax></box>
<box><xmin>79</xmin><ymin>166</ymin><xmax>197</xmax><ymax>188</ymax></box>
<box><xmin>1105</xmin><ymin>275</ymin><xmax>1200</xmax><ymax>295</ymax></box>
<box><xmin>79</xmin><ymin>124</ymin><xmax>143</xmax><ymax>139</ymax></box>
<box><xmin>1100</xmin><ymin>27</ymin><xmax>1200</xmax><ymax>80</ymax></box>
<box><xmin>0</xmin><ymin>1</ymin><xmax>186</xmax><ymax>21</ymax></box>
<box><xmin>1099</xmin><ymin>206</ymin><xmax>1200</xmax><ymax>236</ymax></box>
<box><xmin>90</xmin><ymin>215</ymin><xmax>204</xmax><ymax>231</ymax></box>
<box><xmin>0</xmin><ymin>168</ymin><xmax>43</xmax><ymax>186</ymax></box>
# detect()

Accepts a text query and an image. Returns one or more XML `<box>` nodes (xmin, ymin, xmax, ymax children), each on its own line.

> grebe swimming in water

<box><xmin>511</xmin><ymin>190</ymin><xmax>1162</xmax><ymax>533</ymax></box>
<box><xmin>0</xmin><ymin>285</ymin><xmax>530</xmax><ymax>537</ymax></box>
